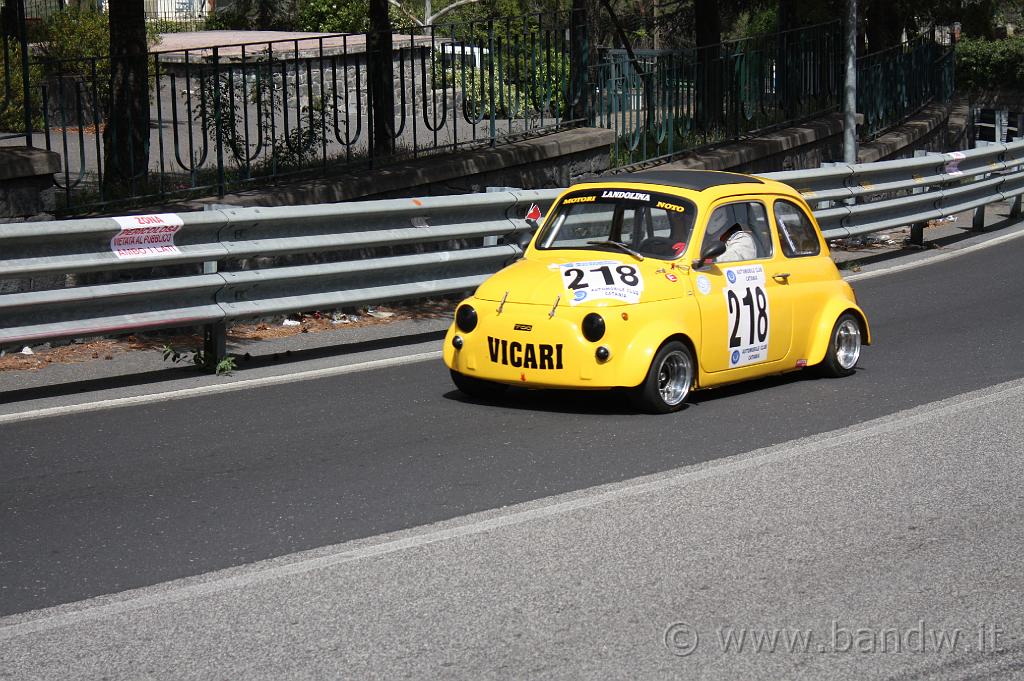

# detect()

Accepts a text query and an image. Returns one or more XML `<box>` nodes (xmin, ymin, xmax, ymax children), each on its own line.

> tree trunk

<box><xmin>694</xmin><ymin>0</ymin><xmax>721</xmax><ymax>131</ymax></box>
<box><xmin>566</xmin><ymin>0</ymin><xmax>593</xmax><ymax>124</ymax></box>
<box><xmin>693</xmin><ymin>0</ymin><xmax>720</xmax><ymax>49</ymax></box>
<box><xmin>103</xmin><ymin>0</ymin><xmax>148</xmax><ymax>195</ymax></box>
<box><xmin>368</xmin><ymin>0</ymin><xmax>394</xmax><ymax>157</ymax></box>
<box><xmin>777</xmin><ymin>0</ymin><xmax>798</xmax><ymax>117</ymax></box>
<box><xmin>865</xmin><ymin>0</ymin><xmax>903</xmax><ymax>52</ymax></box>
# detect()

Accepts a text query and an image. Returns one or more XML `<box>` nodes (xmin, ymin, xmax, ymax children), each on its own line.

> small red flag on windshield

<box><xmin>525</xmin><ymin>204</ymin><xmax>542</xmax><ymax>221</ymax></box>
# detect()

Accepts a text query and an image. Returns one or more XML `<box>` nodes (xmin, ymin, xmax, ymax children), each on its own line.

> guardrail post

<box><xmin>1011</xmin><ymin>137</ymin><xmax>1023</xmax><ymax>218</ymax></box>
<box><xmin>203</xmin><ymin>320</ymin><xmax>226</xmax><ymax>369</ymax></box>
<box><xmin>202</xmin><ymin>256</ymin><xmax>226</xmax><ymax>369</ymax></box>
<box><xmin>909</xmin><ymin>222</ymin><xmax>926</xmax><ymax>246</ymax></box>
<box><xmin>972</xmin><ymin>206</ymin><xmax>986</xmax><ymax>232</ymax></box>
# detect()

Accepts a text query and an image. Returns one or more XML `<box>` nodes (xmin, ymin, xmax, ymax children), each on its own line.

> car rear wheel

<box><xmin>450</xmin><ymin>370</ymin><xmax>509</xmax><ymax>400</ymax></box>
<box><xmin>629</xmin><ymin>341</ymin><xmax>694</xmax><ymax>414</ymax></box>
<box><xmin>818</xmin><ymin>313</ymin><xmax>862</xmax><ymax>378</ymax></box>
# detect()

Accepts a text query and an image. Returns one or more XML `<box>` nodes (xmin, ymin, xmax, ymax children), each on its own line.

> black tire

<box><xmin>817</xmin><ymin>312</ymin><xmax>863</xmax><ymax>378</ymax></box>
<box><xmin>628</xmin><ymin>341</ymin><xmax>695</xmax><ymax>414</ymax></box>
<box><xmin>450</xmin><ymin>370</ymin><xmax>509</xmax><ymax>400</ymax></box>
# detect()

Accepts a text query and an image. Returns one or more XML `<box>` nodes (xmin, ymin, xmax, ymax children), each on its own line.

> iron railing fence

<box><xmin>857</xmin><ymin>37</ymin><xmax>956</xmax><ymax>139</ymax></box>
<box><xmin>594</xmin><ymin>26</ymin><xmax>956</xmax><ymax>167</ymax></box>
<box><xmin>1</xmin><ymin>11</ymin><xmax>579</xmax><ymax>213</ymax></box>
<box><xmin>0</xmin><ymin>4</ymin><xmax>955</xmax><ymax>215</ymax></box>
<box><xmin>594</xmin><ymin>22</ymin><xmax>843</xmax><ymax>166</ymax></box>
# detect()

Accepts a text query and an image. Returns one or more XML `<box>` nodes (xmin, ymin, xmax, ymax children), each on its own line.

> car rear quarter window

<box><xmin>774</xmin><ymin>200</ymin><xmax>821</xmax><ymax>257</ymax></box>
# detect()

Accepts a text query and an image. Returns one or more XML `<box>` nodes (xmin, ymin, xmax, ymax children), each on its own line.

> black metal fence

<box><xmin>857</xmin><ymin>37</ymin><xmax>956</xmax><ymax>138</ymax></box>
<box><xmin>0</xmin><ymin>1</ymin><xmax>955</xmax><ymax>215</ymax></box>
<box><xmin>593</xmin><ymin>22</ymin><xmax>843</xmax><ymax>166</ymax></box>
<box><xmin>2</xmin><ymin>9</ymin><xmax>584</xmax><ymax>212</ymax></box>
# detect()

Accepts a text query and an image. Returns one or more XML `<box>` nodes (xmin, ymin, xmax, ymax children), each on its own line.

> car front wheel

<box><xmin>629</xmin><ymin>341</ymin><xmax>695</xmax><ymax>414</ymax></box>
<box><xmin>818</xmin><ymin>312</ymin><xmax>862</xmax><ymax>377</ymax></box>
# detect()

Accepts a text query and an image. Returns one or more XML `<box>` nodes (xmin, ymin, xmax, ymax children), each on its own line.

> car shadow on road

<box><xmin>441</xmin><ymin>366</ymin><xmax>858</xmax><ymax>416</ymax></box>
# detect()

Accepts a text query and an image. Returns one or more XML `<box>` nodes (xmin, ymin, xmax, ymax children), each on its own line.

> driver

<box><xmin>717</xmin><ymin>222</ymin><xmax>757</xmax><ymax>263</ymax></box>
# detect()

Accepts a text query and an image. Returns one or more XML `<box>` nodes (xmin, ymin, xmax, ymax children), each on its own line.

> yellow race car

<box><xmin>444</xmin><ymin>170</ymin><xmax>871</xmax><ymax>413</ymax></box>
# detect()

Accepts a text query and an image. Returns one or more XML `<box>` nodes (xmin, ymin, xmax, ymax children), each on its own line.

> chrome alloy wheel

<box><xmin>835</xmin><ymin>318</ymin><xmax>862</xmax><ymax>370</ymax></box>
<box><xmin>657</xmin><ymin>349</ymin><xmax>693</xmax><ymax>407</ymax></box>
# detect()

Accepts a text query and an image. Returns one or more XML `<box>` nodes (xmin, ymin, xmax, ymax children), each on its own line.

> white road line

<box><xmin>844</xmin><ymin>224</ymin><xmax>1024</xmax><ymax>282</ymax></box>
<box><xmin>0</xmin><ymin>350</ymin><xmax>442</xmax><ymax>425</ymax></box>
<box><xmin>2</xmin><ymin>376</ymin><xmax>1023</xmax><ymax>640</ymax></box>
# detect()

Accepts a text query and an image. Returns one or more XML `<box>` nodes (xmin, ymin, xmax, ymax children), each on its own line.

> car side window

<box><xmin>774</xmin><ymin>200</ymin><xmax>821</xmax><ymax>257</ymax></box>
<box><xmin>703</xmin><ymin>201</ymin><xmax>772</xmax><ymax>261</ymax></box>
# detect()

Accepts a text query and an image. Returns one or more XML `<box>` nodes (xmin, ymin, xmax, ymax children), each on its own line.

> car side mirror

<box><xmin>693</xmin><ymin>240</ymin><xmax>726</xmax><ymax>269</ymax></box>
<box><xmin>509</xmin><ymin>219</ymin><xmax>538</xmax><ymax>259</ymax></box>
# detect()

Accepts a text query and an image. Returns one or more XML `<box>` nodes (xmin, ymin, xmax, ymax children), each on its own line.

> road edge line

<box><xmin>844</xmin><ymin>224</ymin><xmax>1024</xmax><ymax>282</ymax></box>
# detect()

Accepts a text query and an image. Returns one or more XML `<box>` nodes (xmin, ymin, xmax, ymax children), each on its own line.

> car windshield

<box><xmin>536</xmin><ymin>190</ymin><xmax>698</xmax><ymax>260</ymax></box>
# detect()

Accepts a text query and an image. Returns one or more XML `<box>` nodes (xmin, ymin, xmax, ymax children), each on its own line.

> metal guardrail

<box><xmin>765</xmin><ymin>140</ymin><xmax>1024</xmax><ymax>239</ymax></box>
<box><xmin>2</xmin><ymin>142</ymin><xmax>1023</xmax><ymax>360</ymax></box>
<box><xmin>0</xmin><ymin>189</ymin><xmax>557</xmax><ymax>349</ymax></box>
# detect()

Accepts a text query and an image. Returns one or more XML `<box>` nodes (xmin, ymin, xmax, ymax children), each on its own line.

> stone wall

<box><xmin>0</xmin><ymin>147</ymin><xmax>59</xmax><ymax>223</ymax></box>
<box><xmin>639</xmin><ymin>98</ymin><xmax>969</xmax><ymax>175</ymax></box>
<box><xmin>181</xmin><ymin>127</ymin><xmax>618</xmax><ymax>209</ymax></box>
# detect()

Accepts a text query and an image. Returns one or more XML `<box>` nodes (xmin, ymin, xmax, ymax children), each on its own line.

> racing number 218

<box><xmin>727</xmin><ymin>286</ymin><xmax>768</xmax><ymax>348</ymax></box>
<box><xmin>564</xmin><ymin>265</ymin><xmax>639</xmax><ymax>290</ymax></box>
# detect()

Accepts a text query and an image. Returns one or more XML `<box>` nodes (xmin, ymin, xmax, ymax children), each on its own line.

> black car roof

<box><xmin>606</xmin><ymin>170</ymin><xmax>765</xmax><ymax>191</ymax></box>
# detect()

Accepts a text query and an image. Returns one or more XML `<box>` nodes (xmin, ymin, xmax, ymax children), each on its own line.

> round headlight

<box><xmin>455</xmin><ymin>304</ymin><xmax>478</xmax><ymax>333</ymax></box>
<box><xmin>581</xmin><ymin>313</ymin><xmax>605</xmax><ymax>342</ymax></box>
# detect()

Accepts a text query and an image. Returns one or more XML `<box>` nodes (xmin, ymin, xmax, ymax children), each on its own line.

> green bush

<box><xmin>36</xmin><ymin>8</ymin><xmax>110</xmax><ymax>122</ymax></box>
<box><xmin>0</xmin><ymin>43</ymin><xmax>44</xmax><ymax>132</ymax></box>
<box><xmin>955</xmin><ymin>36</ymin><xmax>1024</xmax><ymax>91</ymax></box>
<box><xmin>297</xmin><ymin>0</ymin><xmax>414</xmax><ymax>33</ymax></box>
<box><xmin>145</xmin><ymin>17</ymin><xmax>194</xmax><ymax>36</ymax></box>
<box><xmin>202</xmin><ymin>0</ymin><xmax>299</xmax><ymax>30</ymax></box>
<box><xmin>38</xmin><ymin>7</ymin><xmax>110</xmax><ymax>61</ymax></box>
<box><xmin>433</xmin><ymin>52</ymin><xmax>569</xmax><ymax>121</ymax></box>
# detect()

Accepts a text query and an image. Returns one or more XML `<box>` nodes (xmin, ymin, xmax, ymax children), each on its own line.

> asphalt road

<box><xmin>3</xmin><ymin>376</ymin><xmax>1023</xmax><ymax>680</ymax></box>
<box><xmin>2</xmin><ymin>230</ymin><xmax>1023</xmax><ymax>630</ymax></box>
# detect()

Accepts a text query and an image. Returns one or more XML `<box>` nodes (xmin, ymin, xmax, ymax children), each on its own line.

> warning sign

<box><xmin>944</xmin><ymin>151</ymin><xmax>966</xmax><ymax>177</ymax></box>
<box><xmin>110</xmin><ymin>214</ymin><xmax>183</xmax><ymax>259</ymax></box>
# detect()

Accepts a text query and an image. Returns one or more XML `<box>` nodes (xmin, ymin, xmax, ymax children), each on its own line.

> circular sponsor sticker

<box><xmin>573</xmin><ymin>289</ymin><xmax>587</xmax><ymax>302</ymax></box>
<box><xmin>726</xmin><ymin>270</ymin><xmax>737</xmax><ymax>284</ymax></box>
<box><xmin>731</xmin><ymin>350</ymin><xmax>741</xmax><ymax>365</ymax></box>
<box><xmin>696</xmin><ymin>275</ymin><xmax>712</xmax><ymax>296</ymax></box>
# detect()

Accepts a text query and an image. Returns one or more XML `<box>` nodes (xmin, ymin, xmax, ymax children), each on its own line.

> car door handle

<box><xmin>772</xmin><ymin>272</ymin><xmax>791</xmax><ymax>283</ymax></box>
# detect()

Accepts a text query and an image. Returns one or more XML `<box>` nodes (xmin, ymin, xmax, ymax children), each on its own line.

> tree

<box><xmin>103</xmin><ymin>0</ymin><xmax>148</xmax><ymax>194</ymax></box>
<box><xmin>566</xmin><ymin>0</ymin><xmax>595</xmax><ymax>123</ymax></box>
<box><xmin>387</xmin><ymin>0</ymin><xmax>483</xmax><ymax>26</ymax></box>
<box><xmin>368</xmin><ymin>0</ymin><xmax>395</xmax><ymax>156</ymax></box>
<box><xmin>694</xmin><ymin>0</ymin><xmax>721</xmax><ymax>47</ymax></box>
